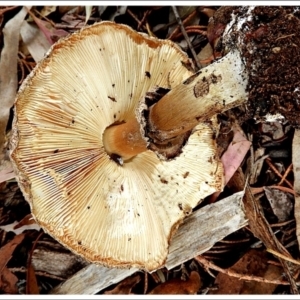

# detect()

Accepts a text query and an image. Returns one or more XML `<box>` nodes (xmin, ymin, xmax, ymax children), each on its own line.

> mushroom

<box><xmin>10</xmin><ymin>21</ymin><xmax>225</xmax><ymax>271</ymax></box>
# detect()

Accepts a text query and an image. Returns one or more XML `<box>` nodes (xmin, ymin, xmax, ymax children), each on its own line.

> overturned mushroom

<box><xmin>10</xmin><ymin>21</ymin><xmax>224</xmax><ymax>271</ymax></box>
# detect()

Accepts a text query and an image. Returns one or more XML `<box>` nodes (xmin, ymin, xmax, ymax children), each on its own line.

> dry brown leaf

<box><xmin>0</xmin><ymin>267</ymin><xmax>19</xmax><ymax>294</ymax></box>
<box><xmin>0</xmin><ymin>234</ymin><xmax>25</xmax><ymax>293</ymax></box>
<box><xmin>104</xmin><ymin>273</ymin><xmax>141</xmax><ymax>294</ymax></box>
<box><xmin>0</xmin><ymin>6</ymin><xmax>30</xmax><ymax>157</ymax></box>
<box><xmin>148</xmin><ymin>271</ymin><xmax>201</xmax><ymax>294</ymax></box>
<box><xmin>210</xmin><ymin>249</ymin><xmax>282</xmax><ymax>294</ymax></box>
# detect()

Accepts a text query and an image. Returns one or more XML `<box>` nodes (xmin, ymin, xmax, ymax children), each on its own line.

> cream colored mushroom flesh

<box><xmin>10</xmin><ymin>21</ymin><xmax>224</xmax><ymax>271</ymax></box>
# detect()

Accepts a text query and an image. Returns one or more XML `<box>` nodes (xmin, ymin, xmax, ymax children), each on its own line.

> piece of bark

<box><xmin>165</xmin><ymin>191</ymin><xmax>247</xmax><ymax>270</ymax></box>
<box><xmin>50</xmin><ymin>192</ymin><xmax>248</xmax><ymax>294</ymax></box>
<box><xmin>292</xmin><ymin>129</ymin><xmax>300</xmax><ymax>253</ymax></box>
<box><xmin>32</xmin><ymin>246</ymin><xmax>88</xmax><ymax>279</ymax></box>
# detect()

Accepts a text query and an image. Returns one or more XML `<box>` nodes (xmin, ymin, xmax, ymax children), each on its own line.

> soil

<box><xmin>221</xmin><ymin>6</ymin><xmax>300</xmax><ymax>125</ymax></box>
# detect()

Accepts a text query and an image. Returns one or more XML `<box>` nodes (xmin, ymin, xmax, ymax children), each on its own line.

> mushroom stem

<box><xmin>103</xmin><ymin>118</ymin><xmax>147</xmax><ymax>161</ymax></box>
<box><xmin>103</xmin><ymin>49</ymin><xmax>248</xmax><ymax>160</ymax></box>
<box><xmin>147</xmin><ymin>49</ymin><xmax>248</xmax><ymax>142</ymax></box>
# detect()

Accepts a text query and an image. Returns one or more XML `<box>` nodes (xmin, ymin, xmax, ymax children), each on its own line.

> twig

<box><xmin>0</xmin><ymin>6</ymin><xmax>17</xmax><ymax>16</ymax></box>
<box><xmin>171</xmin><ymin>28</ymin><xmax>207</xmax><ymax>41</ymax></box>
<box><xmin>33</xmin><ymin>7</ymin><xmax>56</xmax><ymax>27</ymax></box>
<box><xmin>195</xmin><ymin>255</ymin><xmax>297</xmax><ymax>286</ymax></box>
<box><xmin>267</xmin><ymin>248</ymin><xmax>300</xmax><ymax>266</ymax></box>
<box><xmin>265</xmin><ymin>158</ymin><xmax>294</xmax><ymax>189</ymax></box>
<box><xmin>171</xmin><ymin>6</ymin><xmax>202</xmax><ymax>70</ymax></box>
<box><xmin>204</xmin><ymin>249</ymin><xmax>232</xmax><ymax>254</ymax></box>
<box><xmin>220</xmin><ymin>237</ymin><xmax>251</xmax><ymax>244</ymax></box>
<box><xmin>251</xmin><ymin>185</ymin><xmax>295</xmax><ymax>195</ymax></box>
<box><xmin>145</xmin><ymin>22</ymin><xmax>156</xmax><ymax>37</ymax></box>
<box><xmin>138</xmin><ymin>10</ymin><xmax>151</xmax><ymax>30</ymax></box>
<box><xmin>127</xmin><ymin>9</ymin><xmax>147</xmax><ymax>31</ymax></box>
<box><xmin>278</xmin><ymin>163</ymin><xmax>293</xmax><ymax>186</ymax></box>
<box><xmin>270</xmin><ymin>219</ymin><xmax>295</xmax><ymax>228</ymax></box>
<box><xmin>143</xmin><ymin>272</ymin><xmax>148</xmax><ymax>294</ymax></box>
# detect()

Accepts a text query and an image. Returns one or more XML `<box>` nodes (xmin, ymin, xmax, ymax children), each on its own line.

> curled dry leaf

<box><xmin>148</xmin><ymin>271</ymin><xmax>201</xmax><ymax>294</ymax></box>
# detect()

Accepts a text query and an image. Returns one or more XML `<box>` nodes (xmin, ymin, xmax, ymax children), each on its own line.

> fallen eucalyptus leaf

<box><xmin>20</xmin><ymin>20</ymin><xmax>51</xmax><ymax>62</ymax></box>
<box><xmin>0</xmin><ymin>6</ymin><xmax>30</xmax><ymax>156</ymax></box>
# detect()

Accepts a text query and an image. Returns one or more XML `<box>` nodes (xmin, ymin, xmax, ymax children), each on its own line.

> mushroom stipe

<box><xmin>10</xmin><ymin>21</ymin><xmax>225</xmax><ymax>271</ymax></box>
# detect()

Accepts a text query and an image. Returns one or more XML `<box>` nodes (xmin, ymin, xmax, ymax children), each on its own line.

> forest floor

<box><xmin>0</xmin><ymin>5</ymin><xmax>300</xmax><ymax>295</ymax></box>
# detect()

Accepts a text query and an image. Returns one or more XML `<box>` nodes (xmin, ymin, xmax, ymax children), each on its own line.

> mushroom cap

<box><xmin>10</xmin><ymin>21</ymin><xmax>224</xmax><ymax>271</ymax></box>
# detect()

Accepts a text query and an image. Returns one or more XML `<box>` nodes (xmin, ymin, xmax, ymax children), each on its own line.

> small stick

<box><xmin>138</xmin><ymin>10</ymin><xmax>151</xmax><ymax>30</ymax></box>
<box><xmin>172</xmin><ymin>6</ymin><xmax>202</xmax><ymax>70</ymax></box>
<box><xmin>265</xmin><ymin>158</ymin><xmax>294</xmax><ymax>189</ymax></box>
<box><xmin>278</xmin><ymin>163</ymin><xmax>293</xmax><ymax>186</ymax></box>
